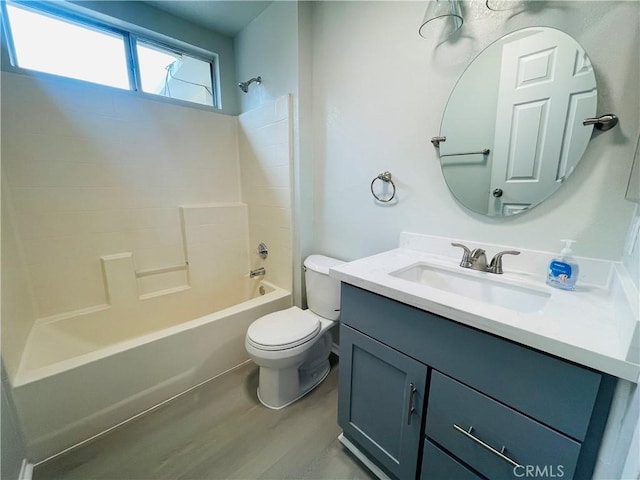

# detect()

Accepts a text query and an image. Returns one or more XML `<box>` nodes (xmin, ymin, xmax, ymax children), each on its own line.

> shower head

<box><xmin>238</xmin><ymin>76</ymin><xmax>262</xmax><ymax>93</ymax></box>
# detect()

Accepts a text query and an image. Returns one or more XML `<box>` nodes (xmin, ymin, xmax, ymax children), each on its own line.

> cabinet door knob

<box><xmin>407</xmin><ymin>383</ymin><xmax>417</xmax><ymax>425</ymax></box>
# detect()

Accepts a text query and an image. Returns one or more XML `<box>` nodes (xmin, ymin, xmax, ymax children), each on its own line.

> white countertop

<box><xmin>329</xmin><ymin>233</ymin><xmax>640</xmax><ymax>383</ymax></box>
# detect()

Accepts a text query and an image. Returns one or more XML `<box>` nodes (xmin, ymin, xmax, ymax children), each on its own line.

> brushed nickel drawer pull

<box><xmin>453</xmin><ymin>424</ymin><xmax>522</xmax><ymax>469</ymax></box>
<box><xmin>407</xmin><ymin>383</ymin><xmax>417</xmax><ymax>425</ymax></box>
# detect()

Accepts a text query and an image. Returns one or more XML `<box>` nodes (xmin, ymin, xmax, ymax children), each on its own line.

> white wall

<box><xmin>310</xmin><ymin>1</ymin><xmax>639</xmax><ymax>262</ymax></box>
<box><xmin>234</xmin><ymin>2</ymin><xmax>299</xmax><ymax>115</ymax></box>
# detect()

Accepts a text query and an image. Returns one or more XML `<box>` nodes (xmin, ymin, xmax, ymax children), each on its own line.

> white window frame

<box><xmin>1</xmin><ymin>0</ymin><xmax>219</xmax><ymax>109</ymax></box>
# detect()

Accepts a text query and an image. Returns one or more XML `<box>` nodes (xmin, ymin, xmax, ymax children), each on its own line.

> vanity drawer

<box><xmin>421</xmin><ymin>439</ymin><xmax>485</xmax><ymax>480</ymax></box>
<box><xmin>426</xmin><ymin>371</ymin><xmax>581</xmax><ymax>480</ymax></box>
<box><xmin>340</xmin><ymin>283</ymin><xmax>603</xmax><ymax>440</ymax></box>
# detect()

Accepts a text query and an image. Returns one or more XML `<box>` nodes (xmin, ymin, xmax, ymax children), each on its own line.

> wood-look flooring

<box><xmin>34</xmin><ymin>358</ymin><xmax>375</xmax><ymax>480</ymax></box>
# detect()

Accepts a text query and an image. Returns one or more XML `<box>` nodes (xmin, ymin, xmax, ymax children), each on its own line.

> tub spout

<box><xmin>250</xmin><ymin>267</ymin><xmax>266</xmax><ymax>278</ymax></box>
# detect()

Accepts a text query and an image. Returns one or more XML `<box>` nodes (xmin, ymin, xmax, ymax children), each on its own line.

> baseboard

<box><xmin>331</xmin><ymin>342</ymin><xmax>340</xmax><ymax>356</ymax></box>
<box><xmin>19</xmin><ymin>460</ymin><xmax>34</xmax><ymax>480</ymax></box>
<box><xmin>338</xmin><ymin>433</ymin><xmax>390</xmax><ymax>480</ymax></box>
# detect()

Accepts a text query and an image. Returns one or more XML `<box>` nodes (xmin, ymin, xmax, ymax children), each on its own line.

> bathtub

<box><xmin>11</xmin><ymin>281</ymin><xmax>291</xmax><ymax>462</ymax></box>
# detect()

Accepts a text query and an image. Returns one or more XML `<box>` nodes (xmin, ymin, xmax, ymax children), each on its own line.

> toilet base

<box><xmin>257</xmin><ymin>360</ymin><xmax>331</xmax><ymax>410</ymax></box>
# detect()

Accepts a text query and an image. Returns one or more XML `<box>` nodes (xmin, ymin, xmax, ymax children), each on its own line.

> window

<box><xmin>2</xmin><ymin>1</ymin><xmax>217</xmax><ymax>108</ymax></box>
<box><xmin>136</xmin><ymin>40</ymin><xmax>214</xmax><ymax>107</ymax></box>
<box><xmin>5</xmin><ymin>3</ymin><xmax>130</xmax><ymax>89</ymax></box>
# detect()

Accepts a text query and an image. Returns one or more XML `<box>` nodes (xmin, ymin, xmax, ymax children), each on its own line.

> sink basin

<box><xmin>390</xmin><ymin>263</ymin><xmax>551</xmax><ymax>313</ymax></box>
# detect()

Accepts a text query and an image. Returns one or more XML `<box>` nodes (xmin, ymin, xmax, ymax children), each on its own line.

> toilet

<box><xmin>245</xmin><ymin>255</ymin><xmax>344</xmax><ymax>409</ymax></box>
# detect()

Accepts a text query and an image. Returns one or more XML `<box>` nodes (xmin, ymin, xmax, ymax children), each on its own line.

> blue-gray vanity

<box><xmin>338</xmin><ymin>283</ymin><xmax>614</xmax><ymax>479</ymax></box>
<box><xmin>330</xmin><ymin>234</ymin><xmax>639</xmax><ymax>480</ymax></box>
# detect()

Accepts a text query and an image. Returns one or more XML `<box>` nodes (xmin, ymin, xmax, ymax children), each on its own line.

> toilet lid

<box><xmin>247</xmin><ymin>307</ymin><xmax>320</xmax><ymax>351</ymax></box>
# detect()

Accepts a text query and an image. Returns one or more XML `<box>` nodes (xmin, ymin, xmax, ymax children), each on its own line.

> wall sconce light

<box><xmin>418</xmin><ymin>0</ymin><xmax>463</xmax><ymax>39</ymax></box>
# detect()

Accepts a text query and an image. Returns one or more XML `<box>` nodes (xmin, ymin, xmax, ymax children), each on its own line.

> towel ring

<box><xmin>371</xmin><ymin>172</ymin><xmax>396</xmax><ymax>203</ymax></box>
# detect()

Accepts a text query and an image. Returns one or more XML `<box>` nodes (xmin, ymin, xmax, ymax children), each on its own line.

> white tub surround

<box><xmin>330</xmin><ymin>232</ymin><xmax>639</xmax><ymax>383</ymax></box>
<box><xmin>238</xmin><ymin>94</ymin><xmax>294</xmax><ymax>293</ymax></box>
<box><xmin>2</xmin><ymin>71</ymin><xmax>296</xmax><ymax>463</ymax></box>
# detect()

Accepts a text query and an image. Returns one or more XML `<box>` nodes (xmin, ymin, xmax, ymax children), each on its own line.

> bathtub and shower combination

<box><xmin>4</xmin><ymin>81</ymin><xmax>297</xmax><ymax>463</ymax></box>
<box><xmin>12</xmin><ymin>274</ymin><xmax>291</xmax><ymax>462</ymax></box>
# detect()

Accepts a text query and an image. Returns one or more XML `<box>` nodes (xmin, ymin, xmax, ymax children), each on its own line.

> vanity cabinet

<box><xmin>337</xmin><ymin>283</ymin><xmax>616</xmax><ymax>480</ymax></box>
<box><xmin>338</xmin><ymin>325</ymin><xmax>427</xmax><ymax>479</ymax></box>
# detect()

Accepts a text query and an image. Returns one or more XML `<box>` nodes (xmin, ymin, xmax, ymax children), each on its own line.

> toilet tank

<box><xmin>304</xmin><ymin>255</ymin><xmax>344</xmax><ymax>321</ymax></box>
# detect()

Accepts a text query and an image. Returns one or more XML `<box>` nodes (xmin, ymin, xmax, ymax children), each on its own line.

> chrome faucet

<box><xmin>249</xmin><ymin>267</ymin><xmax>266</xmax><ymax>278</ymax></box>
<box><xmin>451</xmin><ymin>243</ymin><xmax>520</xmax><ymax>274</ymax></box>
<box><xmin>469</xmin><ymin>248</ymin><xmax>488</xmax><ymax>271</ymax></box>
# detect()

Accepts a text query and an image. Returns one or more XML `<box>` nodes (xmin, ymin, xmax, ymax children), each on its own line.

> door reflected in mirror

<box><xmin>438</xmin><ymin>27</ymin><xmax>596</xmax><ymax>217</ymax></box>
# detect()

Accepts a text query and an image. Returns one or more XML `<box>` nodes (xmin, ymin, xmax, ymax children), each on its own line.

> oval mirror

<box><xmin>438</xmin><ymin>27</ymin><xmax>597</xmax><ymax>217</ymax></box>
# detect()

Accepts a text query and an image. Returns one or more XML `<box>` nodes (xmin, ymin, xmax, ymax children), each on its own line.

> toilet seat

<box><xmin>246</xmin><ymin>307</ymin><xmax>320</xmax><ymax>351</ymax></box>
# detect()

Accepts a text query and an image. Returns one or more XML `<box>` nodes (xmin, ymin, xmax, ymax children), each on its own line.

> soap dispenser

<box><xmin>546</xmin><ymin>240</ymin><xmax>580</xmax><ymax>291</ymax></box>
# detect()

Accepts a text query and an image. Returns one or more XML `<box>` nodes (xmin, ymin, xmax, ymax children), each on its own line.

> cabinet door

<box><xmin>338</xmin><ymin>325</ymin><xmax>427</xmax><ymax>480</ymax></box>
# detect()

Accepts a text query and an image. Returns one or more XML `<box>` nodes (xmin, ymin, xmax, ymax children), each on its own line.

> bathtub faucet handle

<box><xmin>250</xmin><ymin>267</ymin><xmax>266</xmax><ymax>278</ymax></box>
<box><xmin>257</xmin><ymin>243</ymin><xmax>268</xmax><ymax>259</ymax></box>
